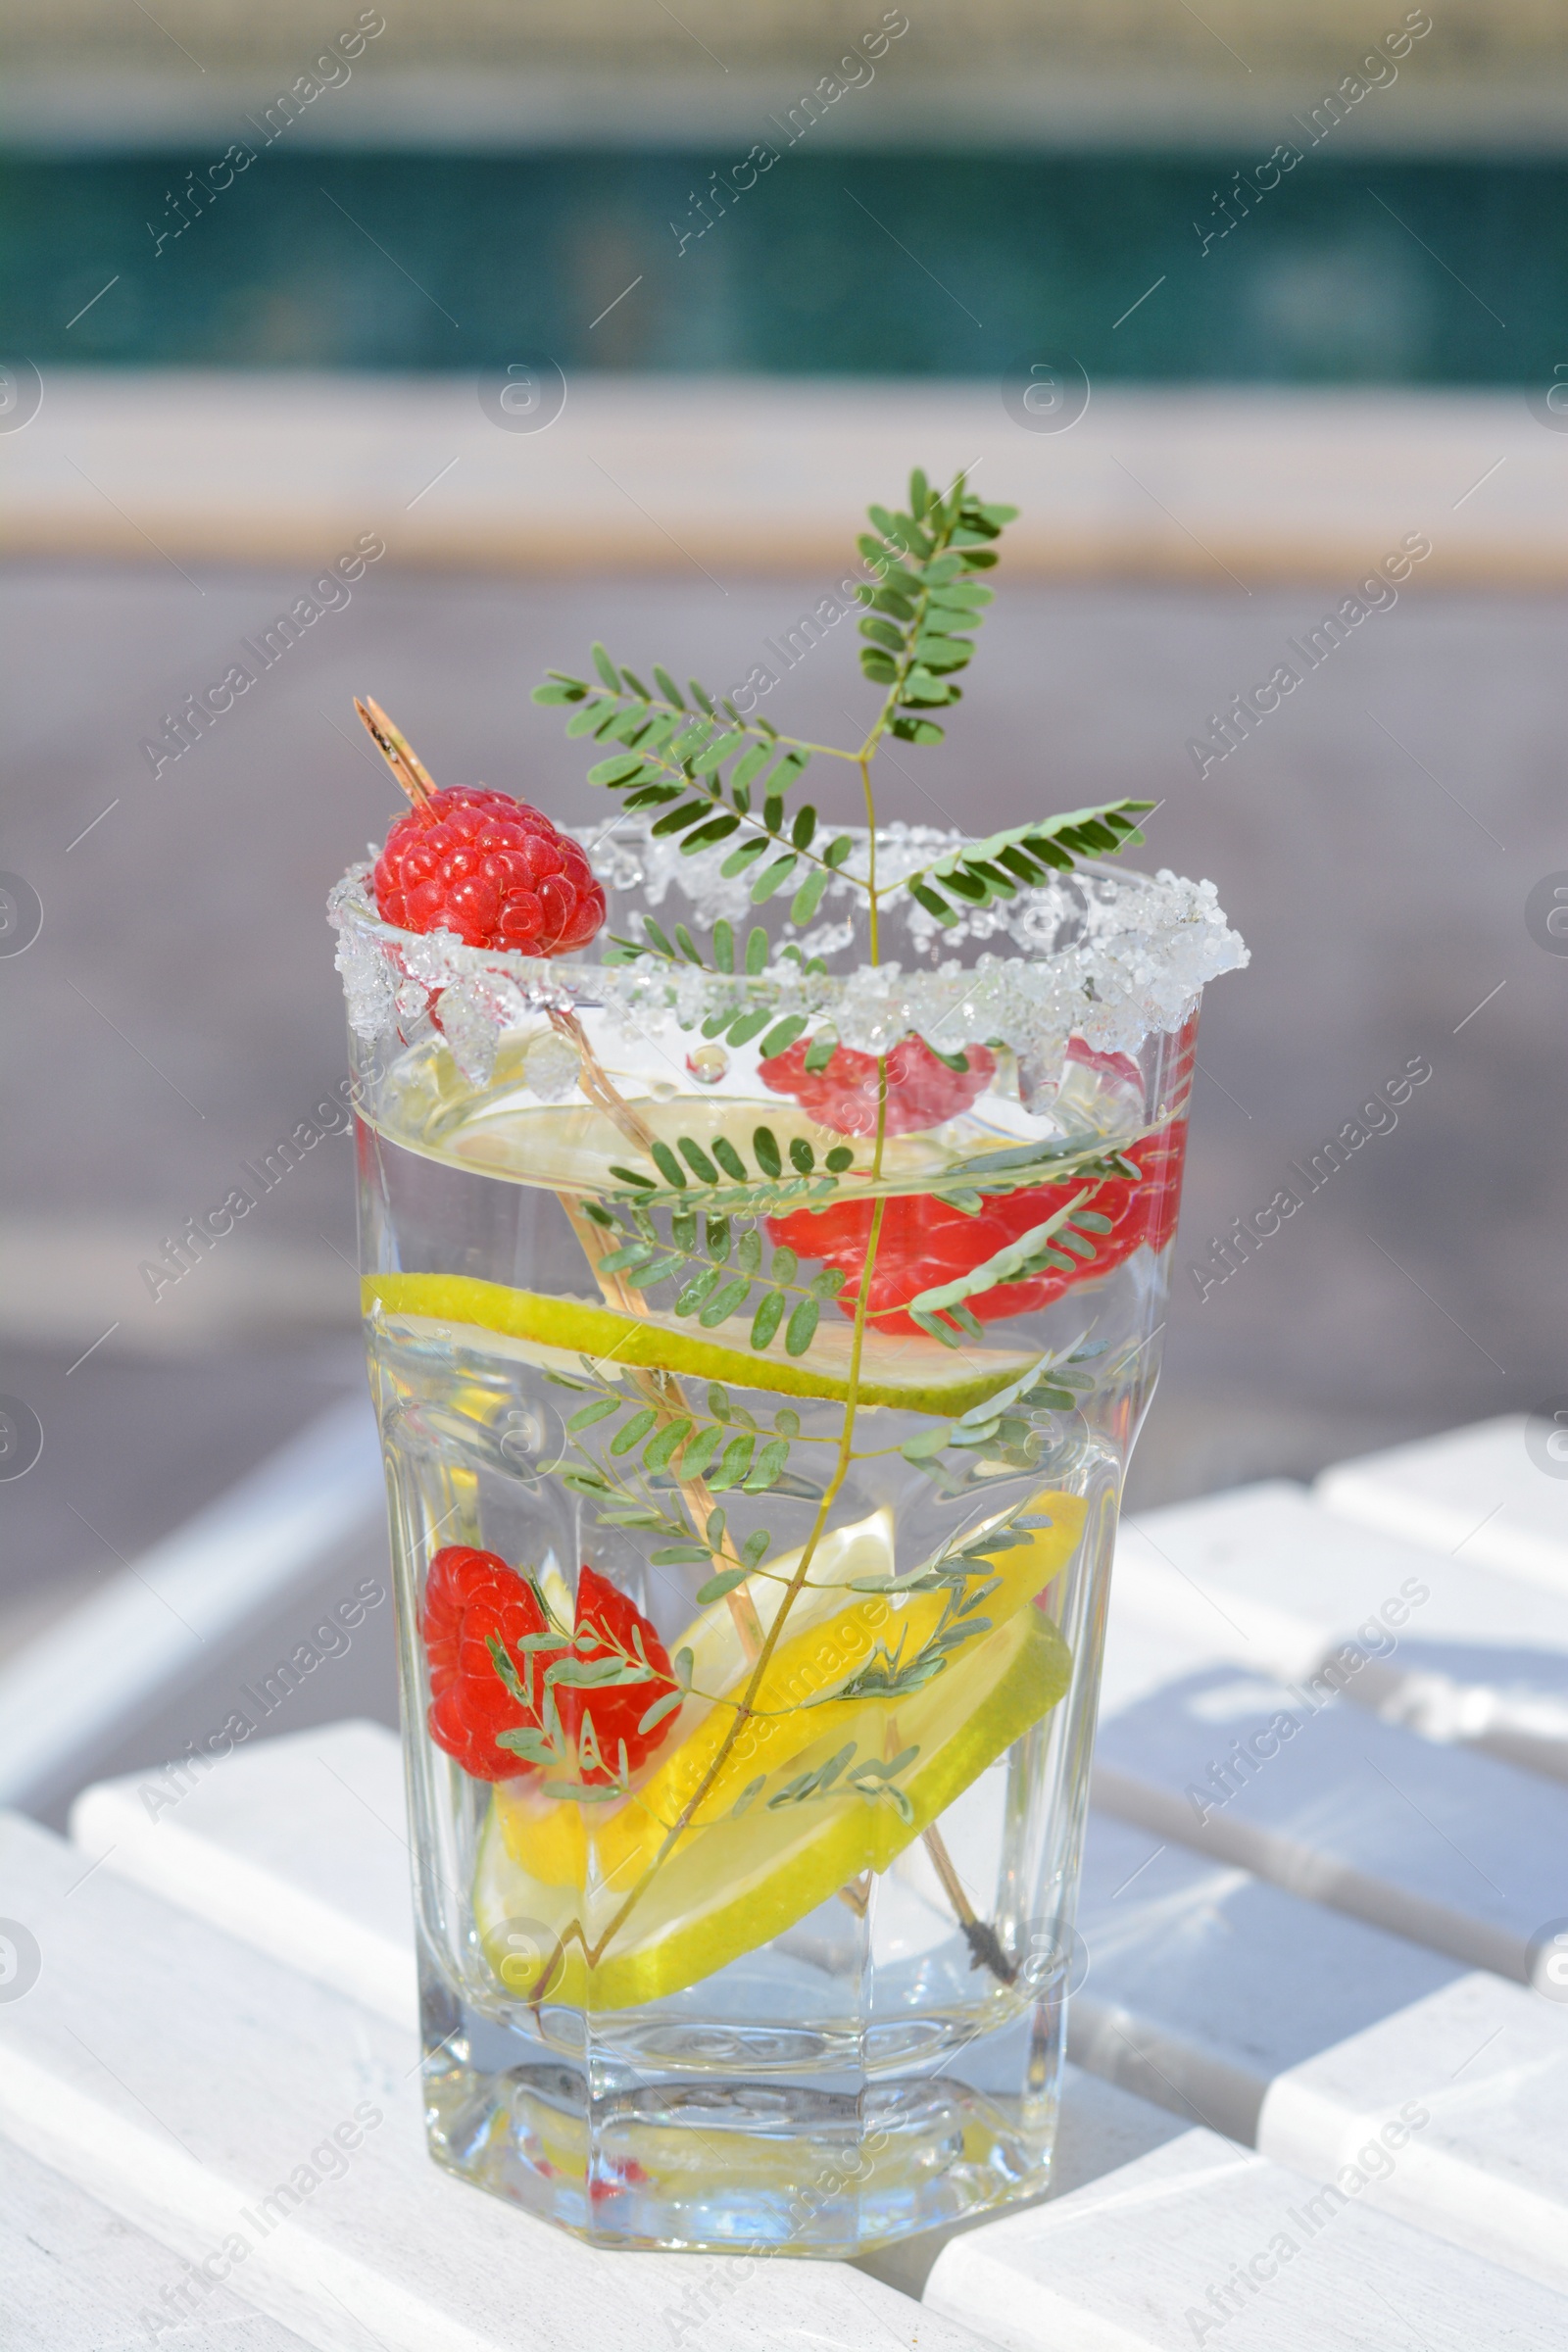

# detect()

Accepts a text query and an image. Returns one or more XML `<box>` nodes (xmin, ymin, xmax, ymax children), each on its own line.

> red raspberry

<box><xmin>422</xmin><ymin>1545</ymin><xmax>561</xmax><ymax>1782</ymax></box>
<box><xmin>372</xmin><ymin>787</ymin><xmax>605</xmax><ymax>956</ymax></box>
<box><xmin>767</xmin><ymin>1121</ymin><xmax>1188</xmax><ymax>1335</ymax></box>
<box><xmin>555</xmin><ymin>1566</ymin><xmax>678</xmax><ymax>1785</ymax></box>
<box><xmin>760</xmin><ymin>1034</ymin><xmax>997</xmax><ymax>1137</ymax></box>
<box><xmin>421</xmin><ymin>1547</ymin><xmax>676</xmax><ymax>1785</ymax></box>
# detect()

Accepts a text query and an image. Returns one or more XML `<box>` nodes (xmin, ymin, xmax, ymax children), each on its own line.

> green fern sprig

<box><xmin>589</xmin><ymin>1144</ymin><xmax>852</xmax><ymax>1358</ymax></box>
<box><xmin>852</xmin><ymin>469</ymin><xmax>1014</xmax><ymax>749</ymax></box>
<box><xmin>533</xmin><ymin>662</ymin><xmax>855</xmax><ymax>936</ymax></box>
<box><xmin>896</xmin><ymin>805</ymin><xmax>1153</xmax><ymax>929</ymax></box>
<box><xmin>897</xmin><ymin>1349</ymin><xmax>1106</xmax><ymax>1478</ymax></box>
<box><xmin>530</xmin><ymin>466</ymin><xmax>1155</xmax><ymax>985</ymax></box>
<box><xmin>555</xmin><ymin>1372</ymin><xmax>819</xmax><ymax>1508</ymax></box>
<box><xmin>887</xmin><ymin>1192</ymin><xmax>1112</xmax><ymax>1347</ymax></box>
<box><xmin>600</xmin><ymin>1123</ymin><xmax>1142</xmax><ymax>1226</ymax></box>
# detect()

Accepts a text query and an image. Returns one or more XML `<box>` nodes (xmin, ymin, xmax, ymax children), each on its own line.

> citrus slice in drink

<box><xmin>364</xmin><ymin>1270</ymin><xmax>1041</xmax><ymax>1418</ymax></box>
<box><xmin>472</xmin><ymin>1492</ymin><xmax>1085</xmax><ymax>2008</ymax></box>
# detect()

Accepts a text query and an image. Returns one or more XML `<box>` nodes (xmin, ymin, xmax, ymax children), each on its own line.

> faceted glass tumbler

<box><xmin>332</xmin><ymin>825</ymin><xmax>1242</xmax><ymax>2255</ymax></box>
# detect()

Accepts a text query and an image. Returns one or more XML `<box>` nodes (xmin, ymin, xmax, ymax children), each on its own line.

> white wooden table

<box><xmin>5</xmin><ymin>1413</ymin><xmax>1568</xmax><ymax>2350</ymax></box>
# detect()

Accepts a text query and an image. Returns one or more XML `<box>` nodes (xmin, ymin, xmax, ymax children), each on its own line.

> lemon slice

<box><xmin>476</xmin><ymin>1610</ymin><xmax>1072</xmax><ymax>2010</ymax></box>
<box><xmin>364</xmin><ymin>1271</ymin><xmax>1039</xmax><ymax>1417</ymax></box>
<box><xmin>473</xmin><ymin>1493</ymin><xmax>1085</xmax><ymax>2008</ymax></box>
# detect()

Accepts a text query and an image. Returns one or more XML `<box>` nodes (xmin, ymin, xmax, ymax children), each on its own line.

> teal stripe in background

<box><xmin>8</xmin><ymin>149</ymin><xmax>1556</xmax><ymax>380</ymax></box>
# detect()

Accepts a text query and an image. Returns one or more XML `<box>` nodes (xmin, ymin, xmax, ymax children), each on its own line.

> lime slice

<box><xmin>473</xmin><ymin>1492</ymin><xmax>1085</xmax><ymax>2008</ymax></box>
<box><xmin>364</xmin><ymin>1270</ymin><xmax>1039</xmax><ymax>1417</ymax></box>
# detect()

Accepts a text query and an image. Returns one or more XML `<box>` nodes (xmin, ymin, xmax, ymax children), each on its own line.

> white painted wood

<box><xmin>923</xmin><ymin>2123</ymin><xmax>1568</xmax><ymax>2351</ymax></box>
<box><xmin>1092</xmin><ymin>1611</ymin><xmax>1568</xmax><ymax>1982</ymax></box>
<box><xmin>1316</xmin><ymin>1415</ymin><xmax>1568</xmax><ymax>1599</ymax></box>
<box><xmin>1097</xmin><ymin>1604</ymin><xmax>1225</xmax><ymax>1719</ymax></box>
<box><xmin>70</xmin><ymin>1717</ymin><xmax>417</xmax><ymax>2030</ymax></box>
<box><xmin>1074</xmin><ymin>1809</ymin><xmax>1464</xmax><ymax>2143</ymax></box>
<box><xmin>858</xmin><ymin>2069</ymin><xmax>1190</xmax><ymax>2302</ymax></box>
<box><xmin>1119</xmin><ymin>1481</ymin><xmax>1568</xmax><ymax>1781</ymax></box>
<box><xmin>0</xmin><ymin>1809</ymin><xmax>995</xmax><ymax>2352</ymax></box>
<box><xmin>1</xmin><ymin>2135</ymin><xmax>315</xmax><ymax>2350</ymax></box>
<box><xmin>0</xmin><ymin>1396</ymin><xmax>386</xmax><ymax>1814</ymax></box>
<box><xmin>1047</xmin><ymin>2064</ymin><xmax>1193</xmax><ymax>2199</ymax></box>
<box><xmin>1260</xmin><ymin>1970</ymin><xmax>1568</xmax><ymax>2299</ymax></box>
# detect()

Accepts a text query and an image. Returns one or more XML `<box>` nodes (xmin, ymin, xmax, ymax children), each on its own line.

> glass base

<box><xmin>418</xmin><ymin>1943</ymin><xmax>1066</xmax><ymax>2255</ymax></box>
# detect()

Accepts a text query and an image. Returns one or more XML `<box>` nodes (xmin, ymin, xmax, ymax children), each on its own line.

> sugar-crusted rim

<box><xmin>329</xmin><ymin>818</ymin><xmax>1248</xmax><ymax>1090</ymax></box>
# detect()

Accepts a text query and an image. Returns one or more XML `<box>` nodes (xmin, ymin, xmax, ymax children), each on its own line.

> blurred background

<box><xmin>3</xmin><ymin>0</ymin><xmax>1566</xmax><ymax>1819</ymax></box>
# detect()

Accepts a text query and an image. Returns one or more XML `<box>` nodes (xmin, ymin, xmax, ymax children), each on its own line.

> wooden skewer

<box><xmin>921</xmin><ymin>1822</ymin><xmax>1016</xmax><ymax>1984</ymax></box>
<box><xmin>355</xmin><ymin>695</ymin><xmax>438</xmax><ymax>810</ymax></box>
<box><xmin>353</xmin><ymin>696</ymin><xmax>762</xmax><ymax>1657</ymax></box>
<box><xmin>549</xmin><ymin>1007</ymin><xmax>657</xmax><ymax>1153</ymax></box>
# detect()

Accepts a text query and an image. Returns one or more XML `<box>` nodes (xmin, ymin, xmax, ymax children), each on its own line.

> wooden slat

<box><xmin>71</xmin><ymin>1716</ymin><xmax>417</xmax><ymax>2029</ymax></box>
<box><xmin>2</xmin><ymin>2134</ymin><xmax>315</xmax><ymax>2351</ymax></box>
<box><xmin>1074</xmin><ymin>1809</ymin><xmax>1464</xmax><ymax>2143</ymax></box>
<box><xmin>1092</xmin><ymin>1603</ymin><xmax>1568</xmax><ymax>1984</ymax></box>
<box><xmin>1316</xmin><ymin>1416</ymin><xmax>1568</xmax><ymax>1599</ymax></box>
<box><xmin>1042</xmin><ymin>2064</ymin><xmax>1190</xmax><ymax>2198</ymax></box>
<box><xmin>1118</xmin><ymin>1482</ymin><xmax>1568</xmax><ymax>1780</ymax></box>
<box><xmin>923</xmin><ymin>2124</ymin><xmax>1568</xmax><ymax>2351</ymax></box>
<box><xmin>0</xmin><ymin>1810</ymin><xmax>994</xmax><ymax>2352</ymax></box>
<box><xmin>1260</xmin><ymin>1970</ymin><xmax>1568</xmax><ymax>2300</ymax></box>
<box><xmin>0</xmin><ymin>1397</ymin><xmax>385</xmax><ymax>1816</ymax></box>
<box><xmin>858</xmin><ymin>2067</ymin><xmax>1190</xmax><ymax>2302</ymax></box>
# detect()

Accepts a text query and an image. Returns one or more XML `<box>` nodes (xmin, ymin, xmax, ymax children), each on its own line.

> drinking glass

<box><xmin>331</xmin><ymin>820</ymin><xmax>1244</xmax><ymax>2254</ymax></box>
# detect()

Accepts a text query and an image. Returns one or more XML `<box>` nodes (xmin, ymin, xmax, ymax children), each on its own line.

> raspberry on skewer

<box><xmin>358</xmin><ymin>696</ymin><xmax>605</xmax><ymax>956</ymax></box>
